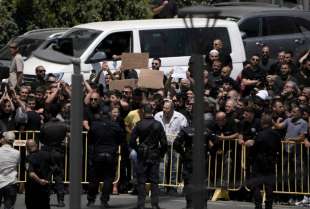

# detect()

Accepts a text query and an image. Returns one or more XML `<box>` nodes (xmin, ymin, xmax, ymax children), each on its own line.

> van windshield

<box><xmin>53</xmin><ymin>28</ymin><xmax>101</xmax><ymax>57</ymax></box>
<box><xmin>0</xmin><ymin>37</ymin><xmax>45</xmax><ymax>61</ymax></box>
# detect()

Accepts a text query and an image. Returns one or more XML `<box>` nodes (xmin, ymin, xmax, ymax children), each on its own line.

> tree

<box><xmin>0</xmin><ymin>0</ymin><xmax>19</xmax><ymax>46</ymax></box>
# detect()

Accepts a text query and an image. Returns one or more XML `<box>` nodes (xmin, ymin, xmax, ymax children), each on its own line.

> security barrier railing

<box><xmin>13</xmin><ymin>131</ymin><xmax>121</xmax><ymax>185</ymax></box>
<box><xmin>12</xmin><ymin>131</ymin><xmax>310</xmax><ymax>196</ymax></box>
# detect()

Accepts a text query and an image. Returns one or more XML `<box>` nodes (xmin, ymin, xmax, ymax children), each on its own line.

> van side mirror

<box><xmin>0</xmin><ymin>65</ymin><xmax>10</xmax><ymax>79</ymax></box>
<box><xmin>241</xmin><ymin>31</ymin><xmax>247</xmax><ymax>39</ymax></box>
<box><xmin>86</xmin><ymin>51</ymin><xmax>107</xmax><ymax>64</ymax></box>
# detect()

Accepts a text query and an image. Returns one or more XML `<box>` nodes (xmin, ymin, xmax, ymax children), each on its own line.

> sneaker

<box><xmin>295</xmin><ymin>196</ymin><xmax>309</xmax><ymax>206</ymax></box>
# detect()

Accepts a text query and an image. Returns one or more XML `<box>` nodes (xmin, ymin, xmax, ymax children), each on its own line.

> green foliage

<box><xmin>0</xmin><ymin>0</ymin><xmax>151</xmax><ymax>46</ymax></box>
<box><xmin>0</xmin><ymin>0</ymin><xmax>19</xmax><ymax>46</ymax></box>
<box><xmin>0</xmin><ymin>0</ymin><xmax>207</xmax><ymax>46</ymax></box>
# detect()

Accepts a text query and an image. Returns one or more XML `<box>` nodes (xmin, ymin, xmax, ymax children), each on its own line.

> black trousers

<box><xmin>0</xmin><ymin>184</ymin><xmax>17</xmax><ymax>209</ymax></box>
<box><xmin>43</xmin><ymin>147</ymin><xmax>65</xmax><ymax>201</ymax></box>
<box><xmin>136</xmin><ymin>161</ymin><xmax>160</xmax><ymax>208</ymax></box>
<box><xmin>25</xmin><ymin>182</ymin><xmax>50</xmax><ymax>209</ymax></box>
<box><xmin>87</xmin><ymin>154</ymin><xmax>116</xmax><ymax>203</ymax></box>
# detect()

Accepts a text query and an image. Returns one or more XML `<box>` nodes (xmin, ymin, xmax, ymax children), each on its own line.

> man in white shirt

<box><xmin>154</xmin><ymin>100</ymin><xmax>187</xmax><ymax>189</ymax></box>
<box><xmin>0</xmin><ymin>131</ymin><xmax>20</xmax><ymax>209</ymax></box>
<box><xmin>8</xmin><ymin>42</ymin><xmax>24</xmax><ymax>89</ymax></box>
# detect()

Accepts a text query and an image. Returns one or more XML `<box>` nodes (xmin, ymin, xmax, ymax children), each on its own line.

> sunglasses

<box><xmin>152</xmin><ymin>63</ymin><xmax>159</xmax><ymax>65</ymax></box>
<box><xmin>90</xmin><ymin>98</ymin><xmax>98</xmax><ymax>101</ymax></box>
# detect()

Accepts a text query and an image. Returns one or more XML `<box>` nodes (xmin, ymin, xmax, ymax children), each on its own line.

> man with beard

<box><xmin>31</xmin><ymin>66</ymin><xmax>47</xmax><ymax>92</ymax></box>
<box><xmin>241</xmin><ymin>55</ymin><xmax>266</xmax><ymax>96</ymax></box>
<box><xmin>208</xmin><ymin>60</ymin><xmax>223</xmax><ymax>88</ymax></box>
<box><xmin>83</xmin><ymin>92</ymin><xmax>104</xmax><ymax>131</ymax></box>
<box><xmin>270</xmin><ymin>51</ymin><xmax>285</xmax><ymax>75</ymax></box>
<box><xmin>278</xmin><ymin>64</ymin><xmax>297</xmax><ymax>85</ymax></box>
<box><xmin>280</xmin><ymin>81</ymin><xmax>299</xmax><ymax>109</ymax></box>
<box><xmin>259</xmin><ymin>46</ymin><xmax>275</xmax><ymax>74</ymax></box>
<box><xmin>154</xmin><ymin>100</ymin><xmax>187</xmax><ymax>192</ymax></box>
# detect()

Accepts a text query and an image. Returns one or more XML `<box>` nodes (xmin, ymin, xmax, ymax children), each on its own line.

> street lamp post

<box><xmin>179</xmin><ymin>6</ymin><xmax>221</xmax><ymax>209</ymax></box>
<box><xmin>70</xmin><ymin>57</ymin><xmax>83</xmax><ymax>209</ymax></box>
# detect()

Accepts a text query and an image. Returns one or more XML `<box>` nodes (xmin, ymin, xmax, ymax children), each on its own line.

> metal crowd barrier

<box><xmin>13</xmin><ymin>131</ymin><xmax>121</xmax><ymax>185</ymax></box>
<box><xmin>12</xmin><ymin>131</ymin><xmax>310</xmax><ymax>197</ymax></box>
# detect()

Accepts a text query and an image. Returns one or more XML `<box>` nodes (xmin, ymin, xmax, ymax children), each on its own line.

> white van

<box><xmin>24</xmin><ymin>18</ymin><xmax>246</xmax><ymax>83</ymax></box>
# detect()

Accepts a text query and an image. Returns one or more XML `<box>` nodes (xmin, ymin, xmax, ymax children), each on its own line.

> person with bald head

<box><xmin>25</xmin><ymin>139</ymin><xmax>53</xmax><ymax>209</ymax></box>
<box><xmin>209</xmin><ymin>111</ymin><xmax>239</xmax><ymax>186</ymax></box>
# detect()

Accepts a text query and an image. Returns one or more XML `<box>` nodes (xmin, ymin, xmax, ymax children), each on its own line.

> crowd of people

<box><xmin>0</xmin><ymin>26</ymin><xmax>310</xmax><ymax>209</ymax></box>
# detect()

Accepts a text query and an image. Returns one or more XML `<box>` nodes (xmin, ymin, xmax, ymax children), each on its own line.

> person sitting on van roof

<box><xmin>150</xmin><ymin>0</ymin><xmax>178</xmax><ymax>19</ymax></box>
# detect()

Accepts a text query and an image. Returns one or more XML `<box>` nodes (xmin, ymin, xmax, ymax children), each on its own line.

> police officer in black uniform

<box><xmin>245</xmin><ymin>114</ymin><xmax>281</xmax><ymax>209</ymax></box>
<box><xmin>87</xmin><ymin>111</ymin><xmax>124</xmax><ymax>208</ymax></box>
<box><xmin>25</xmin><ymin>139</ymin><xmax>53</xmax><ymax>209</ymax></box>
<box><xmin>39</xmin><ymin>104</ymin><xmax>69</xmax><ymax>207</ymax></box>
<box><xmin>174</xmin><ymin>123</ymin><xmax>217</xmax><ymax>209</ymax></box>
<box><xmin>130</xmin><ymin>103</ymin><xmax>167</xmax><ymax>209</ymax></box>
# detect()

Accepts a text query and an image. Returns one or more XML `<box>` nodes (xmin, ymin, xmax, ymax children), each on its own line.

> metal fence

<box><xmin>12</xmin><ymin>131</ymin><xmax>310</xmax><ymax>196</ymax></box>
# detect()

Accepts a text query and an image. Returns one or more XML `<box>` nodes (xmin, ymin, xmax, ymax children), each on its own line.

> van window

<box><xmin>56</xmin><ymin>28</ymin><xmax>101</xmax><ymax>57</ymax></box>
<box><xmin>263</xmin><ymin>16</ymin><xmax>299</xmax><ymax>36</ymax></box>
<box><xmin>239</xmin><ymin>17</ymin><xmax>260</xmax><ymax>38</ymax></box>
<box><xmin>0</xmin><ymin>38</ymin><xmax>44</xmax><ymax>61</ymax></box>
<box><xmin>139</xmin><ymin>28</ymin><xmax>231</xmax><ymax>58</ymax></box>
<box><xmin>92</xmin><ymin>31</ymin><xmax>133</xmax><ymax>60</ymax></box>
<box><xmin>295</xmin><ymin>17</ymin><xmax>310</xmax><ymax>32</ymax></box>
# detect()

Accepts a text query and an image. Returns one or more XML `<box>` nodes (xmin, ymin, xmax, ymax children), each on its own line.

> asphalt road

<box><xmin>14</xmin><ymin>194</ymin><xmax>310</xmax><ymax>209</ymax></box>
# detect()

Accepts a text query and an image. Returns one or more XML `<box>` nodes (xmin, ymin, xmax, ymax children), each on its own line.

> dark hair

<box><xmin>49</xmin><ymin>103</ymin><xmax>61</xmax><ymax>117</ymax></box>
<box><xmin>243</xmin><ymin>106</ymin><xmax>255</xmax><ymax>113</ymax></box>
<box><xmin>143</xmin><ymin>103</ymin><xmax>153</xmax><ymax>115</ymax></box>
<box><xmin>261</xmin><ymin>114</ymin><xmax>273</xmax><ymax>127</ymax></box>
<box><xmin>153</xmin><ymin>57</ymin><xmax>161</xmax><ymax>64</ymax></box>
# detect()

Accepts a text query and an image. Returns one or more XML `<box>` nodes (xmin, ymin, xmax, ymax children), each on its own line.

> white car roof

<box><xmin>74</xmin><ymin>18</ymin><xmax>237</xmax><ymax>31</ymax></box>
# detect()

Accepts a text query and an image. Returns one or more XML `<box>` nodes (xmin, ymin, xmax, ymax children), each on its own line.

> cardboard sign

<box><xmin>138</xmin><ymin>69</ymin><xmax>164</xmax><ymax>89</ymax></box>
<box><xmin>120</xmin><ymin>53</ymin><xmax>149</xmax><ymax>70</ymax></box>
<box><xmin>109</xmin><ymin>79</ymin><xmax>137</xmax><ymax>91</ymax></box>
<box><xmin>172</xmin><ymin>66</ymin><xmax>188</xmax><ymax>79</ymax></box>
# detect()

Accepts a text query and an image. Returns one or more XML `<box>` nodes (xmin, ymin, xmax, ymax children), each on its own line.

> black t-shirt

<box><xmin>209</xmin><ymin>118</ymin><xmax>238</xmax><ymax>136</ymax></box>
<box><xmin>26</xmin><ymin>150</ymin><xmax>53</xmax><ymax>182</ymax></box>
<box><xmin>241</xmin><ymin>67</ymin><xmax>266</xmax><ymax>96</ymax></box>
<box><xmin>238</xmin><ymin>118</ymin><xmax>261</xmax><ymax>140</ymax></box>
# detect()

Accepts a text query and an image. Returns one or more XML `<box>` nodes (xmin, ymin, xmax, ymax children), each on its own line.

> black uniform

<box><xmin>25</xmin><ymin>150</ymin><xmax>53</xmax><ymax>209</ymax></box>
<box><xmin>39</xmin><ymin>117</ymin><xmax>68</xmax><ymax>203</ymax></box>
<box><xmin>250</xmin><ymin>127</ymin><xmax>281</xmax><ymax>209</ymax></box>
<box><xmin>174</xmin><ymin>126</ymin><xmax>216</xmax><ymax>209</ymax></box>
<box><xmin>87</xmin><ymin>116</ymin><xmax>124</xmax><ymax>206</ymax></box>
<box><xmin>130</xmin><ymin>116</ymin><xmax>167</xmax><ymax>209</ymax></box>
